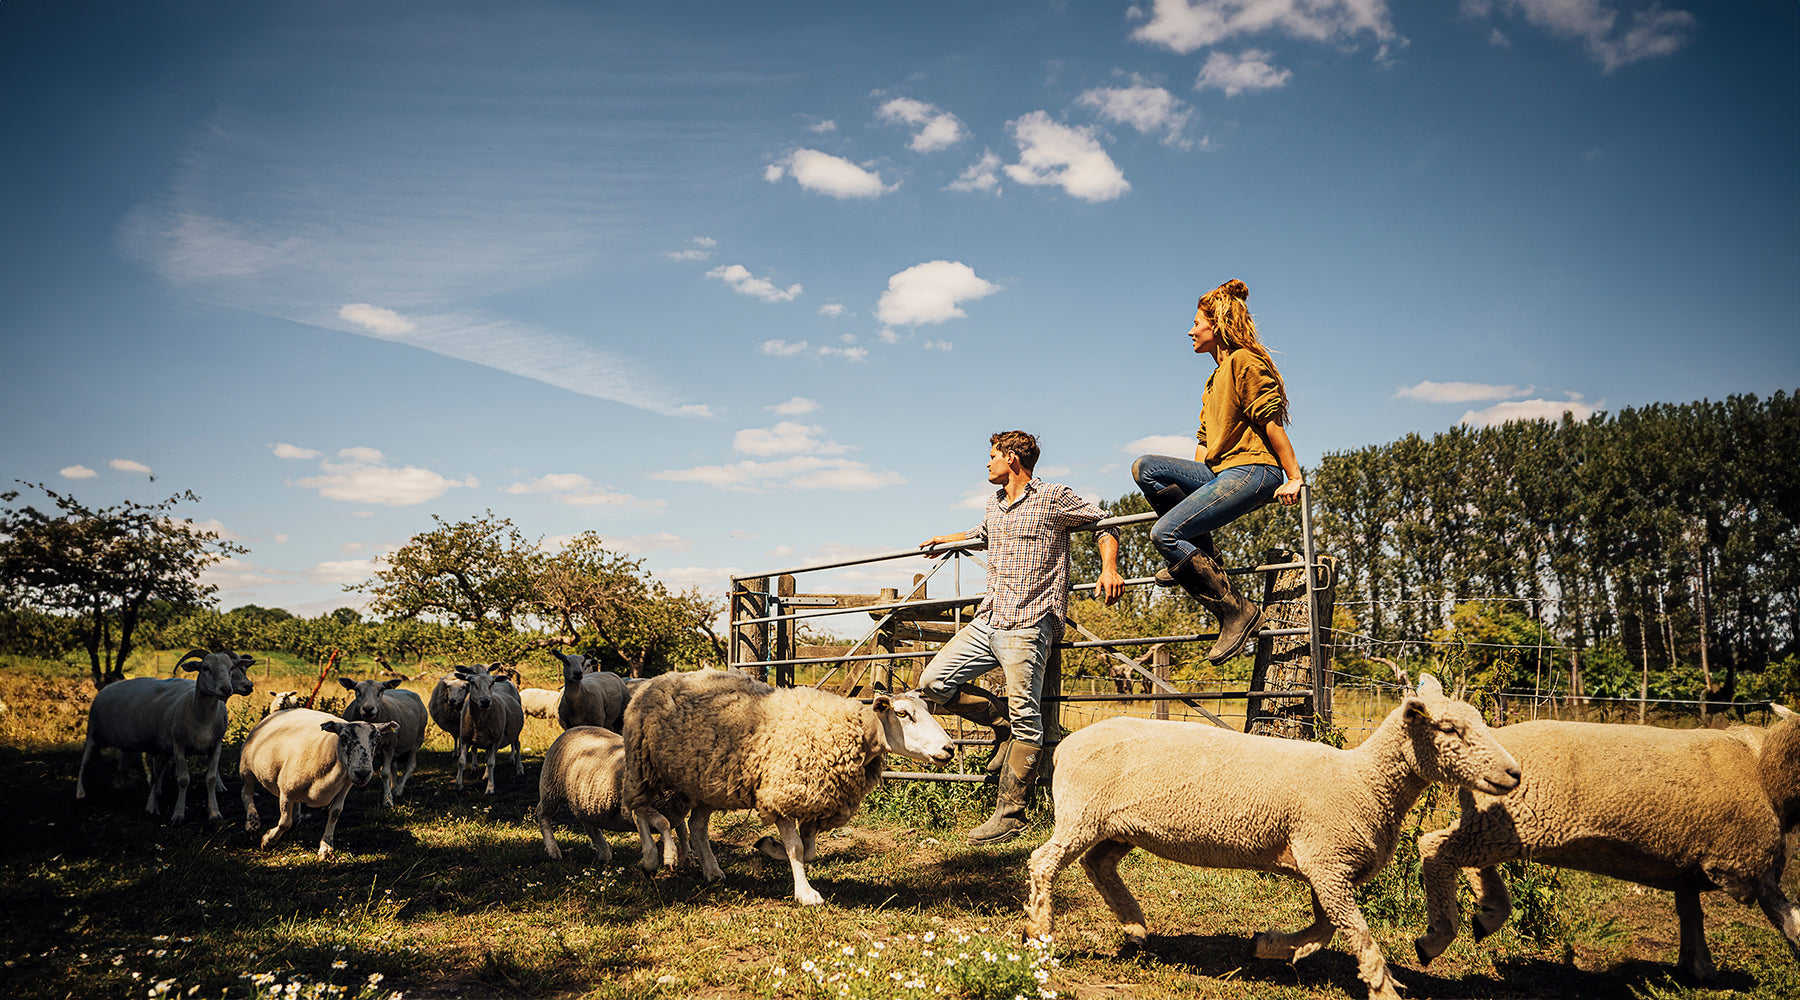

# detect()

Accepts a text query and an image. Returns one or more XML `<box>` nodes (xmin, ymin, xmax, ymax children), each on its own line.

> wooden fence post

<box><xmin>1153</xmin><ymin>645</ymin><xmax>1171</xmax><ymax>721</ymax></box>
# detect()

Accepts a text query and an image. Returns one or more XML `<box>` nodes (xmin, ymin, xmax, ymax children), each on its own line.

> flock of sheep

<box><xmin>73</xmin><ymin>649</ymin><xmax>1800</xmax><ymax>999</ymax></box>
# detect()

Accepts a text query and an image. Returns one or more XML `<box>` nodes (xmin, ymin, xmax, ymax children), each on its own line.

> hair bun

<box><xmin>1221</xmin><ymin>278</ymin><xmax>1249</xmax><ymax>302</ymax></box>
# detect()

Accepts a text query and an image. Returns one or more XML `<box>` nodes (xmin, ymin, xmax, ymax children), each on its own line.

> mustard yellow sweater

<box><xmin>1195</xmin><ymin>348</ymin><xmax>1286</xmax><ymax>471</ymax></box>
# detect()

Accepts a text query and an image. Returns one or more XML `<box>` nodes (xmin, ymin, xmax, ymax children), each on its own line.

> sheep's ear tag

<box><xmin>319</xmin><ymin>722</ymin><xmax>340</xmax><ymax>734</ymax></box>
<box><xmin>1404</xmin><ymin>697</ymin><xmax>1430</xmax><ymax>722</ymax></box>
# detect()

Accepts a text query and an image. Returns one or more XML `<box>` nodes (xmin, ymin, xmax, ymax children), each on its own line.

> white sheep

<box><xmin>75</xmin><ymin>648</ymin><xmax>256</xmax><ymax>823</ymax></box>
<box><xmin>1024</xmin><ymin>674</ymin><xmax>1520</xmax><ymax>1000</ymax></box>
<box><xmin>551</xmin><ymin>650</ymin><xmax>629</xmax><ymax>732</ymax></box>
<box><xmin>519</xmin><ymin>687</ymin><xmax>561</xmax><ymax>719</ymax></box>
<box><xmin>1415</xmin><ymin>714</ymin><xmax>1800</xmax><ymax>980</ymax></box>
<box><xmin>536</xmin><ymin>725</ymin><xmax>688</xmax><ymax>862</ymax></box>
<box><xmin>238</xmin><ymin>707</ymin><xmax>398</xmax><ymax>858</ymax></box>
<box><xmin>455</xmin><ymin>664</ymin><xmax>524</xmax><ymax>794</ymax></box>
<box><xmin>264</xmin><ymin>691</ymin><xmax>306</xmax><ymax>716</ymax></box>
<box><xmin>623</xmin><ymin>669</ymin><xmax>955</xmax><ymax>905</ymax></box>
<box><xmin>428</xmin><ymin>668</ymin><xmax>474</xmax><ymax>764</ymax></box>
<box><xmin>338</xmin><ymin>676</ymin><xmax>428</xmax><ymax>806</ymax></box>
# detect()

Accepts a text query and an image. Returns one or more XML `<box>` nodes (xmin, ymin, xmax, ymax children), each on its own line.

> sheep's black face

<box><xmin>336</xmin><ymin>723</ymin><xmax>384</xmax><ymax>786</ymax></box>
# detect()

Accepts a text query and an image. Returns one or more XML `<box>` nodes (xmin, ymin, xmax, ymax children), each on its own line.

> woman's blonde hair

<box><xmin>1198</xmin><ymin>278</ymin><xmax>1289</xmax><ymax>425</ymax></box>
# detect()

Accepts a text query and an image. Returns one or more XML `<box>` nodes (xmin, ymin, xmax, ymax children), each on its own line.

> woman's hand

<box><xmin>1274</xmin><ymin>476</ymin><xmax>1304</xmax><ymax>506</ymax></box>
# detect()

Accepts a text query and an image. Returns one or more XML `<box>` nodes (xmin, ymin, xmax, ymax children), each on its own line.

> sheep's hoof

<box><xmin>794</xmin><ymin>888</ymin><xmax>825</xmax><ymax>907</ymax></box>
<box><xmin>1471</xmin><ymin>918</ymin><xmax>1498</xmax><ymax>942</ymax></box>
<box><xmin>1413</xmin><ymin>939</ymin><xmax>1435</xmax><ymax>966</ymax></box>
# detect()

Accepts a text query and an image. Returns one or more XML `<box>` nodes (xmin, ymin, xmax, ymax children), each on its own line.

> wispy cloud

<box><xmin>290</xmin><ymin>446</ymin><xmax>478</xmax><ymax>506</ymax></box>
<box><xmin>707</xmin><ymin>263</ymin><xmax>802</xmax><ymax>303</ymax></box>
<box><xmin>818</xmin><ymin>302</ymin><xmax>847</xmax><ymax>317</ymax></box>
<box><xmin>1123</xmin><ymin>434</ymin><xmax>1197</xmax><ymax>457</ymax></box>
<box><xmin>1460</xmin><ymin>397</ymin><xmax>1598</xmax><ymax>427</ymax></box>
<box><xmin>1078</xmin><ymin>82</ymin><xmax>1198</xmax><ymax>147</ymax></box>
<box><xmin>765</xmin><ymin>149</ymin><xmax>896</xmax><ymax>199</ymax></box>
<box><xmin>733</xmin><ymin>422</ymin><xmax>850</xmax><ymax>457</ymax></box>
<box><xmin>948</xmin><ymin>150</ymin><xmax>1003</xmax><ymax>194</ymax></box>
<box><xmin>1004</xmin><ymin>111</ymin><xmax>1130</xmax><ymax>202</ymax></box>
<box><xmin>761</xmin><ymin>339</ymin><xmax>809</xmax><ymax>356</ymax></box>
<box><xmin>664</xmin><ymin>236</ymin><xmax>716</xmax><ymax>262</ymax></box>
<box><xmin>875</xmin><ymin>96</ymin><xmax>967</xmax><ymax>153</ymax></box>
<box><xmin>1131</xmin><ymin>0</ymin><xmax>1400</xmax><ymax>58</ymax></box>
<box><xmin>59</xmin><ymin>465</ymin><xmax>98</xmax><ymax>480</ymax></box>
<box><xmin>271</xmin><ymin>442</ymin><xmax>324</xmax><ymax>460</ymax></box>
<box><xmin>654</xmin><ymin>455</ymin><xmax>905</xmax><ymax>493</ymax></box>
<box><xmin>769</xmin><ymin>396</ymin><xmax>818</xmax><ymax>416</ymax></box>
<box><xmin>1395</xmin><ymin>380</ymin><xmax>1529</xmax><ymax>403</ymax></box>
<box><xmin>875</xmin><ymin>260</ymin><xmax>1000</xmax><ymax>326</ymax></box>
<box><xmin>1472</xmin><ymin>0</ymin><xmax>1693</xmax><ymax>72</ymax></box>
<box><xmin>1195</xmin><ymin>49</ymin><xmax>1293</xmax><ymax>95</ymax></box>
<box><xmin>110</xmin><ymin>459</ymin><xmax>154</xmax><ymax>477</ymax></box>
<box><xmin>500</xmin><ymin>473</ymin><xmax>665</xmax><ymax>509</ymax></box>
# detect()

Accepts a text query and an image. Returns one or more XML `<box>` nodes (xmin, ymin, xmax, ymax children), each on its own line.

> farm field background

<box><xmin>2</xmin><ymin>651</ymin><xmax>1797</xmax><ymax>1000</ymax></box>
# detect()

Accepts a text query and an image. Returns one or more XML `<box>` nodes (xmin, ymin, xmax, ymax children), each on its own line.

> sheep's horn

<box><xmin>550</xmin><ymin>650</ymin><xmax>575</xmax><ymax>667</ymax></box>
<box><xmin>176</xmin><ymin>649</ymin><xmax>210</xmax><ymax>667</ymax></box>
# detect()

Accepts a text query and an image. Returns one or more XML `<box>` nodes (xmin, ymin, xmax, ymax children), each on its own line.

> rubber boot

<box><xmin>967</xmin><ymin>741</ymin><xmax>1040</xmax><ymax>845</ymax></box>
<box><xmin>1154</xmin><ymin>533</ymin><xmax>1218</xmax><ymax>587</ymax></box>
<box><xmin>1168</xmin><ymin>549</ymin><xmax>1262</xmax><ymax>664</ymax></box>
<box><xmin>943</xmin><ymin>685</ymin><xmax>1012</xmax><ymax>783</ymax></box>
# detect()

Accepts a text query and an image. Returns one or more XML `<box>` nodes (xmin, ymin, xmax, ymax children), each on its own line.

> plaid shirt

<box><xmin>967</xmin><ymin>479</ymin><xmax>1118</xmax><ymax>630</ymax></box>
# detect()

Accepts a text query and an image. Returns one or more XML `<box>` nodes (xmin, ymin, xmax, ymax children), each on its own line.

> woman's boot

<box><xmin>967</xmin><ymin>741</ymin><xmax>1039</xmax><ymax>845</ymax></box>
<box><xmin>1168</xmin><ymin>549</ymin><xmax>1262</xmax><ymax>664</ymax></box>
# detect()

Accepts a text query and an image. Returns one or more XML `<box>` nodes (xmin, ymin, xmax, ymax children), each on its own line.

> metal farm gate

<box><xmin>726</xmin><ymin>486</ymin><xmax>1338</xmax><ymax>782</ymax></box>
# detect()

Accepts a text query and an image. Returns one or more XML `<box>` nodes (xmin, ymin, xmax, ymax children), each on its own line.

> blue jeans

<box><xmin>1132</xmin><ymin>455</ymin><xmax>1283</xmax><ymax>564</ymax></box>
<box><xmin>916</xmin><ymin>614</ymin><xmax>1057</xmax><ymax>747</ymax></box>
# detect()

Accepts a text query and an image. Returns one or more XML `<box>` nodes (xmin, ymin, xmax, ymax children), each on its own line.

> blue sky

<box><xmin>2</xmin><ymin>0</ymin><xmax>1795</xmax><ymax>617</ymax></box>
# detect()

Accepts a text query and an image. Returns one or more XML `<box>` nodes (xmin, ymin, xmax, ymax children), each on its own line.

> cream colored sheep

<box><xmin>623</xmin><ymin>669</ymin><xmax>955</xmax><ymax>905</ymax></box>
<box><xmin>519</xmin><ymin>687</ymin><xmax>561</xmax><ymax>719</ymax></box>
<box><xmin>339</xmin><ymin>677</ymin><xmax>428</xmax><ymax>806</ymax></box>
<box><xmin>455</xmin><ymin>664</ymin><xmax>524</xmax><ymax>794</ymax></box>
<box><xmin>551</xmin><ymin>651</ymin><xmax>629</xmax><ymax>732</ymax></box>
<box><xmin>239</xmin><ymin>708</ymin><xmax>396</xmax><ymax>857</ymax></box>
<box><xmin>75</xmin><ymin>649</ymin><xmax>255</xmax><ymax>823</ymax></box>
<box><xmin>264</xmin><ymin>691</ymin><xmax>306</xmax><ymax>716</ymax></box>
<box><xmin>428</xmin><ymin>669</ymin><xmax>473</xmax><ymax>764</ymax></box>
<box><xmin>535</xmin><ymin>725</ymin><xmax>688</xmax><ymax>862</ymax></box>
<box><xmin>1415</xmin><ymin>715</ymin><xmax>1800</xmax><ymax>981</ymax></box>
<box><xmin>1024</xmin><ymin>675</ymin><xmax>1520</xmax><ymax>1000</ymax></box>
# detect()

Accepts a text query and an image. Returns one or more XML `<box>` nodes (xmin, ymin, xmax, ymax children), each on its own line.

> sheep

<box><xmin>623</xmin><ymin>669</ymin><xmax>955</xmax><ymax>905</ymax></box>
<box><xmin>1023</xmin><ymin>674</ymin><xmax>1520</xmax><ymax>1000</ymax></box>
<box><xmin>265</xmin><ymin>691</ymin><xmax>306</xmax><ymax>716</ymax></box>
<box><xmin>1415</xmin><ymin>714</ymin><xmax>1800</xmax><ymax>981</ymax></box>
<box><xmin>454</xmin><ymin>664</ymin><xmax>524</xmax><ymax>794</ymax></box>
<box><xmin>519</xmin><ymin>687</ymin><xmax>561</xmax><ymax>719</ymax></box>
<box><xmin>551</xmin><ymin>650</ymin><xmax>629</xmax><ymax>732</ymax></box>
<box><xmin>75</xmin><ymin>649</ymin><xmax>256</xmax><ymax>823</ymax></box>
<box><xmin>428</xmin><ymin>668</ymin><xmax>475</xmax><ymax>763</ymax></box>
<box><xmin>535</xmin><ymin>725</ymin><xmax>689</xmax><ymax>862</ymax></box>
<box><xmin>338</xmin><ymin>676</ymin><xmax>428</xmax><ymax>806</ymax></box>
<box><xmin>238</xmin><ymin>707</ymin><xmax>398</xmax><ymax>858</ymax></box>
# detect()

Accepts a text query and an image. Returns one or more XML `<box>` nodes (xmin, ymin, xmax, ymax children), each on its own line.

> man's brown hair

<box><xmin>990</xmin><ymin>430</ymin><xmax>1039</xmax><ymax>472</ymax></box>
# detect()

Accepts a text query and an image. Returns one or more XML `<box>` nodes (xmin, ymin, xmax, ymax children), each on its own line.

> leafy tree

<box><xmin>0</xmin><ymin>483</ymin><xmax>244</xmax><ymax>688</ymax></box>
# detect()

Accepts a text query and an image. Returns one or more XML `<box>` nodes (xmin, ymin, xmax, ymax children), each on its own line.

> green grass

<box><xmin>3</xmin><ymin>652</ymin><xmax>1797</xmax><ymax>999</ymax></box>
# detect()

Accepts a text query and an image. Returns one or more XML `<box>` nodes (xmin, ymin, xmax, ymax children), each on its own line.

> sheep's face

<box><xmin>459</xmin><ymin>670</ymin><xmax>499</xmax><ymax>711</ymax></box>
<box><xmin>227</xmin><ymin>655</ymin><xmax>256</xmax><ymax>697</ymax></box>
<box><xmin>874</xmin><ymin>691</ymin><xmax>956</xmax><ymax>765</ymax></box>
<box><xmin>267</xmin><ymin>691</ymin><xmax>303</xmax><ymax>714</ymax></box>
<box><xmin>321</xmin><ymin>720</ymin><xmax>398</xmax><ymax>786</ymax></box>
<box><xmin>341</xmin><ymin>677</ymin><xmax>404</xmax><ymax>722</ymax></box>
<box><xmin>1403</xmin><ymin>674</ymin><xmax>1521</xmax><ymax>796</ymax></box>
<box><xmin>181</xmin><ymin>651</ymin><xmax>241</xmax><ymax>700</ymax></box>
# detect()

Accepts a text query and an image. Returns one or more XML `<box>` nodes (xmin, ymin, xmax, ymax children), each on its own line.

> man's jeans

<box><xmin>916</xmin><ymin>614</ymin><xmax>1057</xmax><ymax>747</ymax></box>
<box><xmin>1131</xmin><ymin>455</ymin><xmax>1282</xmax><ymax>564</ymax></box>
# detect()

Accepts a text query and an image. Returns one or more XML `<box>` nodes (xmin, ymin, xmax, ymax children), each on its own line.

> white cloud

<box><xmin>817</xmin><ymin>345</ymin><xmax>869</xmax><ymax>361</ymax></box>
<box><xmin>955</xmin><ymin>486</ymin><xmax>995</xmax><ymax>510</ymax></box>
<box><xmin>500</xmin><ymin>472</ymin><xmax>663</xmax><ymax>509</ymax></box>
<box><xmin>292</xmin><ymin>446</ymin><xmax>477</xmax><ymax>506</ymax></box>
<box><xmin>947</xmin><ymin>150</ymin><xmax>1003</xmax><ymax>194</ymax></box>
<box><xmin>922</xmin><ymin>339</ymin><xmax>953</xmax><ymax>351</ymax></box>
<box><xmin>271</xmin><ymin>442</ymin><xmax>323</xmax><ymax>460</ymax></box>
<box><xmin>707</xmin><ymin>263</ymin><xmax>802</xmax><ymax>303</ymax></box>
<box><xmin>1078</xmin><ymin>84</ymin><xmax>1197</xmax><ymax>146</ymax></box>
<box><xmin>807</xmin><ymin>118</ymin><xmax>837</xmax><ymax>134</ymax></box>
<box><xmin>201</xmin><ymin>556</ymin><xmax>299</xmax><ymax>593</ymax></box>
<box><xmin>818</xmin><ymin>302</ymin><xmax>846</xmax><ymax>317</ymax></box>
<box><xmin>653</xmin><ymin>456</ymin><xmax>905</xmax><ymax>493</ymax></box>
<box><xmin>59</xmin><ymin>465</ymin><xmax>98</xmax><ymax>480</ymax></box>
<box><xmin>875</xmin><ymin>260</ymin><xmax>1000</xmax><ymax>327</ymax></box>
<box><xmin>761</xmin><ymin>339</ymin><xmax>809</xmax><ymax>356</ymax></box>
<box><xmin>110</xmin><ymin>459</ymin><xmax>153</xmax><ymax>476</ymax></box>
<box><xmin>1195</xmin><ymin>49</ymin><xmax>1294</xmax><ymax>96</ymax></box>
<box><xmin>338</xmin><ymin>302</ymin><xmax>416</xmax><ymax>337</ymax></box>
<box><xmin>1130</xmin><ymin>0</ymin><xmax>1399</xmax><ymax>57</ymax></box>
<box><xmin>769</xmin><ymin>396</ymin><xmax>818</xmax><ymax>416</ymax></box>
<box><xmin>1460</xmin><ymin>397</ymin><xmax>1597</xmax><ymax>427</ymax></box>
<box><xmin>309</xmin><ymin>559</ymin><xmax>378</xmax><ymax>586</ymax></box>
<box><xmin>1396</xmin><ymin>380</ymin><xmax>1529</xmax><ymax>403</ymax></box>
<box><xmin>1004</xmin><ymin>111</ymin><xmax>1130</xmax><ymax>202</ymax></box>
<box><xmin>273</xmin><ymin>533</ymin><xmax>289</xmax><ymax>544</ymax></box>
<box><xmin>1482</xmin><ymin>0</ymin><xmax>1693</xmax><ymax>72</ymax></box>
<box><xmin>181</xmin><ymin>517</ymin><xmax>246</xmax><ymax>542</ymax></box>
<box><xmin>765</xmin><ymin>149</ymin><xmax>896</xmax><ymax>199</ymax></box>
<box><xmin>341</xmin><ymin>541</ymin><xmax>366</xmax><ymax>554</ymax></box>
<box><xmin>734</xmin><ymin>422</ymin><xmax>850</xmax><ymax>457</ymax></box>
<box><xmin>593</xmin><ymin>531</ymin><xmax>692</xmax><ymax>555</ymax></box>
<box><xmin>1123</xmin><ymin>434</ymin><xmax>1198</xmax><ymax>456</ymax></box>
<box><xmin>876</xmin><ymin>96</ymin><xmax>967</xmax><ymax>153</ymax></box>
<box><xmin>665</xmin><ymin>237</ymin><xmax>717</xmax><ymax>262</ymax></box>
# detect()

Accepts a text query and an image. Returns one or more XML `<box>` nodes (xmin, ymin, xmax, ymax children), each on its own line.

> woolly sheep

<box><xmin>1024</xmin><ymin>674</ymin><xmax>1520</xmax><ymax>1000</ymax></box>
<box><xmin>1415</xmin><ymin>714</ymin><xmax>1800</xmax><ymax>981</ymax></box>
<box><xmin>265</xmin><ymin>691</ymin><xmax>306</xmax><ymax>716</ymax></box>
<box><xmin>551</xmin><ymin>650</ymin><xmax>629</xmax><ymax>732</ymax></box>
<box><xmin>536</xmin><ymin>725</ymin><xmax>688</xmax><ymax>862</ymax></box>
<box><xmin>428</xmin><ymin>668</ymin><xmax>475</xmax><ymax>764</ymax></box>
<box><xmin>624</xmin><ymin>669</ymin><xmax>955</xmax><ymax>905</ymax></box>
<box><xmin>519</xmin><ymin>687</ymin><xmax>561</xmax><ymax>719</ymax></box>
<box><xmin>238</xmin><ymin>708</ymin><xmax>397</xmax><ymax>858</ymax></box>
<box><xmin>455</xmin><ymin>664</ymin><xmax>524</xmax><ymax>794</ymax></box>
<box><xmin>75</xmin><ymin>649</ymin><xmax>256</xmax><ymax>823</ymax></box>
<box><xmin>339</xmin><ymin>677</ymin><xmax>429</xmax><ymax>806</ymax></box>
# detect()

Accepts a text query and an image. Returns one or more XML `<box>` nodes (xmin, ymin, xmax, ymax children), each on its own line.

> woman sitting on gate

<box><xmin>1132</xmin><ymin>278</ymin><xmax>1304</xmax><ymax>665</ymax></box>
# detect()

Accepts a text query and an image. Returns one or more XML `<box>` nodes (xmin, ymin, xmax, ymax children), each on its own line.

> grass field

<box><xmin>2</xmin><ymin>652</ymin><xmax>1797</xmax><ymax>999</ymax></box>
